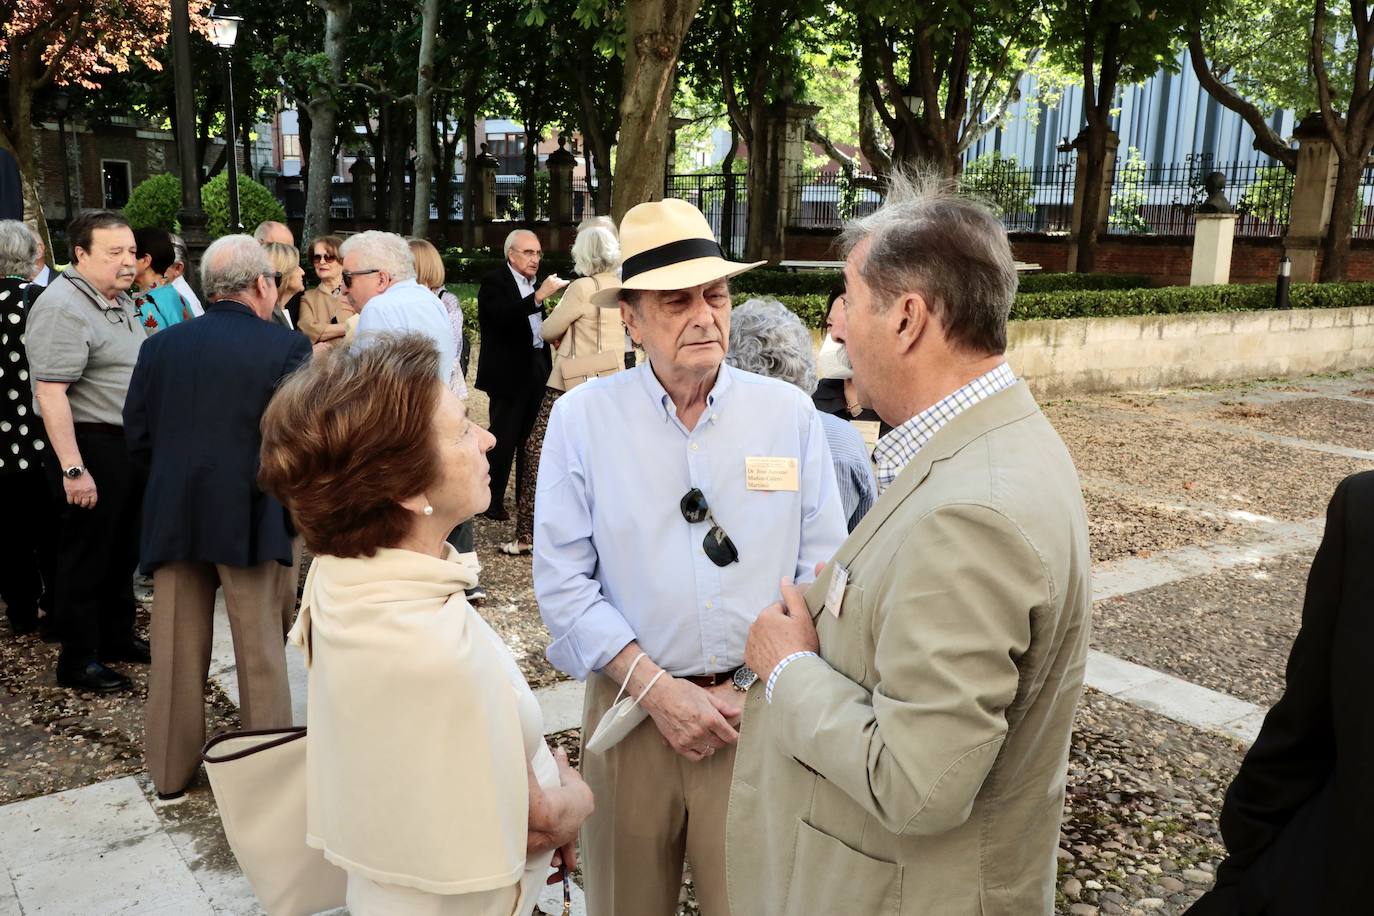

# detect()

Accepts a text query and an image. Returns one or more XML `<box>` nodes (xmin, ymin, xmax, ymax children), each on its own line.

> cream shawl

<box><xmin>289</xmin><ymin>545</ymin><xmax>528</xmax><ymax>895</ymax></box>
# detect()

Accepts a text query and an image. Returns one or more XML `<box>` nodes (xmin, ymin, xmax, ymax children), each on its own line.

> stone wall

<box><xmin>1007</xmin><ymin>306</ymin><xmax>1374</xmax><ymax>398</ymax></box>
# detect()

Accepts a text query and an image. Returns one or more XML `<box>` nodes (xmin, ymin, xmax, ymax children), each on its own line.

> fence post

<box><xmin>546</xmin><ymin>135</ymin><xmax>577</xmax><ymax>252</ymax></box>
<box><xmin>475</xmin><ymin>143</ymin><xmax>500</xmax><ymax>222</ymax></box>
<box><xmin>1283</xmin><ymin>113</ymin><xmax>1339</xmax><ymax>282</ymax></box>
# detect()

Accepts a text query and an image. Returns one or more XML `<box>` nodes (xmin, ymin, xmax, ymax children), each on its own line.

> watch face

<box><xmin>733</xmin><ymin>666</ymin><xmax>758</xmax><ymax>691</ymax></box>
<box><xmin>64</xmin><ymin>466</ymin><xmax>82</xmax><ymax>479</ymax></box>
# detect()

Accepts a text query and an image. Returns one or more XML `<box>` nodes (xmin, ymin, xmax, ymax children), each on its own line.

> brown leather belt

<box><xmin>682</xmin><ymin>667</ymin><xmax>741</xmax><ymax>688</ymax></box>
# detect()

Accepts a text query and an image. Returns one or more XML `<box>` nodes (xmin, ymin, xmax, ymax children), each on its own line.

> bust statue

<box><xmin>1197</xmin><ymin>171</ymin><xmax>1234</xmax><ymax>214</ymax></box>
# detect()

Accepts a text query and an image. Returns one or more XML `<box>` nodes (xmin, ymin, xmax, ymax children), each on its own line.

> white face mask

<box><xmin>584</xmin><ymin>653</ymin><xmax>666</xmax><ymax>754</ymax></box>
<box><xmin>816</xmin><ymin>334</ymin><xmax>853</xmax><ymax>381</ymax></box>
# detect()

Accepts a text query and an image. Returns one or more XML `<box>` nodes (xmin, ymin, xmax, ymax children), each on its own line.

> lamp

<box><xmin>209</xmin><ymin>1</ymin><xmax>245</xmax><ymax>232</ymax></box>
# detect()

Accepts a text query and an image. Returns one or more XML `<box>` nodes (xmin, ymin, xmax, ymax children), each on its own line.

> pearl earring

<box><xmin>423</xmin><ymin>505</ymin><xmax>434</xmax><ymax>516</ymax></box>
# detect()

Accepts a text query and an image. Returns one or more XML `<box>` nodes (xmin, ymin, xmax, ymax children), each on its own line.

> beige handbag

<box><xmin>559</xmin><ymin>277</ymin><xmax>623</xmax><ymax>389</ymax></box>
<box><xmin>202</xmin><ymin>728</ymin><xmax>347</xmax><ymax>916</ymax></box>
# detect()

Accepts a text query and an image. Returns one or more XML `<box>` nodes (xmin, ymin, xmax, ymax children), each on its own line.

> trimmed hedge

<box><xmin>1015</xmin><ymin>272</ymin><xmax>1154</xmax><ymax>294</ymax></box>
<box><xmin>731</xmin><ymin>268</ymin><xmax>1157</xmax><ymax>298</ymax></box>
<box><xmin>442</xmin><ymin>248</ymin><xmax>574</xmax><ymax>283</ymax></box>
<box><xmin>451</xmin><ymin>281</ymin><xmax>1374</xmax><ymax>342</ymax></box>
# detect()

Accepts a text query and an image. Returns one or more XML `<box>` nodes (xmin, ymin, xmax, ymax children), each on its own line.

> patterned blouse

<box><xmin>0</xmin><ymin>276</ymin><xmax>48</xmax><ymax>475</ymax></box>
<box><xmin>439</xmin><ymin>289</ymin><xmax>469</xmax><ymax>400</ymax></box>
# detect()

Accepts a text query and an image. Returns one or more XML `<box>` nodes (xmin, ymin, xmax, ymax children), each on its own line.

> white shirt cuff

<box><xmin>765</xmin><ymin>651</ymin><xmax>819</xmax><ymax>704</ymax></box>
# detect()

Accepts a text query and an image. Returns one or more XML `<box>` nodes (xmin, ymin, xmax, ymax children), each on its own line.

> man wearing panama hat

<box><xmin>533</xmin><ymin>198</ymin><xmax>847</xmax><ymax>915</ymax></box>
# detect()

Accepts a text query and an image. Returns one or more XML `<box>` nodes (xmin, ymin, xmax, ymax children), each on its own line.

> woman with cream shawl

<box><xmin>259</xmin><ymin>333</ymin><xmax>593</xmax><ymax>915</ymax></box>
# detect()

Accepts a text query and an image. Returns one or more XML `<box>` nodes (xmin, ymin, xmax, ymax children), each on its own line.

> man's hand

<box><xmin>706</xmin><ymin>680</ymin><xmax>745</xmax><ymax>728</ymax></box>
<box><xmin>745</xmin><ymin>579</ymin><xmax>820</xmax><ymax>684</ymax></box>
<box><xmin>642</xmin><ymin>676</ymin><xmax>739</xmax><ymax>762</ymax></box>
<box><xmin>536</xmin><ymin>274</ymin><xmax>571</xmax><ymax>303</ymax></box>
<box><xmin>63</xmin><ymin>471</ymin><xmax>98</xmax><ymax>510</ymax></box>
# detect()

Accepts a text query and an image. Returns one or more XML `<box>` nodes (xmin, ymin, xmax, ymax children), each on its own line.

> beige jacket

<box><xmin>726</xmin><ymin>382</ymin><xmax>1092</xmax><ymax>916</ymax></box>
<box><xmin>541</xmin><ymin>271</ymin><xmax>624</xmax><ymax>390</ymax></box>
<box><xmin>298</xmin><ymin>285</ymin><xmax>353</xmax><ymax>342</ymax></box>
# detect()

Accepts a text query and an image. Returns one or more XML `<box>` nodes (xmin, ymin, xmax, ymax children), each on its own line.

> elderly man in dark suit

<box><xmin>123</xmin><ymin>234</ymin><xmax>311</xmax><ymax>799</ymax></box>
<box><xmin>1187</xmin><ymin>471</ymin><xmax>1374</xmax><ymax>916</ymax></box>
<box><xmin>474</xmin><ymin>229</ymin><xmax>567</xmax><ymax>520</ymax></box>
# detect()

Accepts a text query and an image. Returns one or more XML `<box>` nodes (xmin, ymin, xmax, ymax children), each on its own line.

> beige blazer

<box><xmin>541</xmin><ymin>271</ymin><xmax>624</xmax><ymax>390</ymax></box>
<box><xmin>298</xmin><ymin>285</ymin><xmax>353</xmax><ymax>342</ymax></box>
<box><xmin>726</xmin><ymin>382</ymin><xmax>1092</xmax><ymax>916</ymax></box>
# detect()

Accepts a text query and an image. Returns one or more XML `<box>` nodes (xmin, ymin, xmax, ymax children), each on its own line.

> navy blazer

<box><xmin>474</xmin><ymin>264</ymin><xmax>551</xmax><ymax>398</ymax></box>
<box><xmin>123</xmin><ymin>300</ymin><xmax>311</xmax><ymax>573</ymax></box>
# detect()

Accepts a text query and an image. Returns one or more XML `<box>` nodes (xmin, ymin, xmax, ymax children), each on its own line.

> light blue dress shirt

<box><xmin>354</xmin><ymin>279</ymin><xmax>457</xmax><ymax>384</ymax></box>
<box><xmin>533</xmin><ymin>363</ymin><xmax>848</xmax><ymax>680</ymax></box>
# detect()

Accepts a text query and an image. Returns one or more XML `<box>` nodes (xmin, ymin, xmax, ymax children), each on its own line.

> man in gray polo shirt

<box><xmin>24</xmin><ymin>209</ymin><xmax>149</xmax><ymax>692</ymax></box>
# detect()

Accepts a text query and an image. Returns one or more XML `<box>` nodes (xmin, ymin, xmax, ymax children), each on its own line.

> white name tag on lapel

<box><xmin>745</xmin><ymin>456</ymin><xmax>799</xmax><ymax>492</ymax></box>
<box><xmin>824</xmin><ymin>563</ymin><xmax>849</xmax><ymax>618</ymax></box>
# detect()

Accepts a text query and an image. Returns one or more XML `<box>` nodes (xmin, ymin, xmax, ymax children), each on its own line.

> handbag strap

<box><xmin>568</xmin><ymin>275</ymin><xmax>606</xmax><ymax>359</ymax></box>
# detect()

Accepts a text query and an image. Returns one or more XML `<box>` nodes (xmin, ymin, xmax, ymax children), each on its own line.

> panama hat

<box><xmin>590</xmin><ymin>198</ymin><xmax>765</xmax><ymax>306</ymax></box>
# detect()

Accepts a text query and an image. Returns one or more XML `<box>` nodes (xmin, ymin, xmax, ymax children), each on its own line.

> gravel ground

<box><xmin>0</xmin><ymin>599</ymin><xmax>240</xmax><ymax>805</ymax></box>
<box><xmin>1212</xmin><ymin>396</ymin><xmax>1374</xmax><ymax>452</ymax></box>
<box><xmin>1046</xmin><ymin>400</ymin><xmax>1373</xmax><ymax>521</ymax></box>
<box><xmin>1092</xmin><ymin>555</ymin><xmax>1309</xmax><ymax>708</ymax></box>
<box><xmin>1082</xmin><ymin>483</ymin><xmax>1250</xmax><ymax>564</ymax></box>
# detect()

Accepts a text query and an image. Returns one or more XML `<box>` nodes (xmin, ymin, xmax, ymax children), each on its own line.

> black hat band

<box><xmin>620</xmin><ymin>238</ymin><xmax>727</xmax><ymax>282</ymax></box>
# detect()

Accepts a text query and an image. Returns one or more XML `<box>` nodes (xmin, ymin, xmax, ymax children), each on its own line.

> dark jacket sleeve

<box><xmin>477</xmin><ymin>270</ymin><xmax>540</xmax><ymax>341</ymax></box>
<box><xmin>123</xmin><ymin>342</ymin><xmax>155</xmax><ymax>469</ymax></box>
<box><xmin>280</xmin><ymin>332</ymin><xmax>312</xmax><ymax>380</ymax></box>
<box><xmin>1206</xmin><ymin>477</ymin><xmax>1347</xmax><ymax>895</ymax></box>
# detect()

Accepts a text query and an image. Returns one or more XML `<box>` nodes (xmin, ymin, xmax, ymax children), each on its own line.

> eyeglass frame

<box><xmin>679</xmin><ymin>487</ymin><xmax>740</xmax><ymax>567</ymax></box>
<box><xmin>310</xmin><ymin>251</ymin><xmax>339</xmax><ymax>264</ymax></box>
<box><xmin>342</xmin><ymin>268</ymin><xmax>381</xmax><ymax>289</ymax></box>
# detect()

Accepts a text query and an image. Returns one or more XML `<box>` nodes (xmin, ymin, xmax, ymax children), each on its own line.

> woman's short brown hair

<box><xmin>308</xmin><ymin>234</ymin><xmax>343</xmax><ymax>261</ymax></box>
<box><xmin>408</xmin><ymin>238</ymin><xmax>446</xmax><ymax>290</ymax></box>
<box><xmin>259</xmin><ymin>334</ymin><xmax>442</xmax><ymax>557</ymax></box>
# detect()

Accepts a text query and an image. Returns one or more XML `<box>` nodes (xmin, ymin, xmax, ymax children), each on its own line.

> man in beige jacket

<box><xmin>727</xmin><ymin>173</ymin><xmax>1092</xmax><ymax>915</ymax></box>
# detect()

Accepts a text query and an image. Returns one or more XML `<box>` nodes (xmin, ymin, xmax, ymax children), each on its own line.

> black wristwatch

<box><xmin>732</xmin><ymin>666</ymin><xmax>758</xmax><ymax>693</ymax></box>
<box><xmin>63</xmin><ymin>465</ymin><xmax>85</xmax><ymax>480</ymax></box>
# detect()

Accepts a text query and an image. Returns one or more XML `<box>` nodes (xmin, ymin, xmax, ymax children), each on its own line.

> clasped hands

<box><xmin>644</xmin><ymin>576</ymin><xmax>820</xmax><ymax>762</ymax></box>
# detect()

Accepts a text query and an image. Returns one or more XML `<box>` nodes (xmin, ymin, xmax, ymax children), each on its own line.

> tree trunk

<box><xmin>462</xmin><ymin>112</ymin><xmax>477</xmax><ymax>249</ymax></box>
<box><xmin>1320</xmin><ymin>150</ymin><xmax>1363</xmax><ymax>281</ymax></box>
<box><xmin>1074</xmin><ymin>125</ymin><xmax>1109</xmax><ymax>273</ymax></box>
<box><xmin>411</xmin><ymin>0</ymin><xmax>440</xmax><ymax>238</ymax></box>
<box><xmin>523</xmin><ymin>123</ymin><xmax>539</xmax><ymax>227</ymax></box>
<box><xmin>745</xmin><ymin>101</ymin><xmax>785</xmax><ymax>262</ymax></box>
<box><xmin>386</xmin><ymin>107</ymin><xmax>408</xmax><ymax>232</ymax></box>
<box><xmin>303</xmin><ymin>0</ymin><xmax>351</xmax><ymax>246</ymax></box>
<box><xmin>611</xmin><ymin>0</ymin><xmax>704</xmax><ymax>222</ymax></box>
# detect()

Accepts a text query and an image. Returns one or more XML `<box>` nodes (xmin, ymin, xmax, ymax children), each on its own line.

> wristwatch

<box><xmin>63</xmin><ymin>465</ymin><xmax>86</xmax><ymax>480</ymax></box>
<box><xmin>732</xmin><ymin>666</ymin><xmax>758</xmax><ymax>693</ymax></box>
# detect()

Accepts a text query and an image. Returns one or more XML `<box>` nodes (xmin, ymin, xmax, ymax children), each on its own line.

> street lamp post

<box><xmin>170</xmin><ymin>0</ymin><xmax>209</xmax><ymax>286</ymax></box>
<box><xmin>1056</xmin><ymin>136</ymin><xmax>1074</xmax><ymax>233</ymax></box>
<box><xmin>209</xmin><ymin>2</ymin><xmax>244</xmax><ymax>233</ymax></box>
<box><xmin>52</xmin><ymin>90</ymin><xmax>75</xmax><ymax>228</ymax></box>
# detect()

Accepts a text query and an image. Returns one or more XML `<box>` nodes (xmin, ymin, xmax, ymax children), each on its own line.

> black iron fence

<box><xmin>1107</xmin><ymin>155</ymin><xmax>1294</xmax><ymax>237</ymax></box>
<box><xmin>785</xmin><ymin>169</ymin><xmax>885</xmax><ymax>229</ymax></box>
<box><xmin>957</xmin><ymin>159</ymin><xmax>1076</xmax><ymax>233</ymax></box>
<box><xmin>664</xmin><ymin>171</ymin><xmax>748</xmax><ymax>259</ymax></box>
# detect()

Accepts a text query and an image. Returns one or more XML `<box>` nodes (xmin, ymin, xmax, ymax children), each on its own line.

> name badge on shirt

<box><xmin>824</xmin><ymin>563</ymin><xmax>849</xmax><ymax>618</ymax></box>
<box><xmin>745</xmin><ymin>456</ymin><xmax>799</xmax><ymax>492</ymax></box>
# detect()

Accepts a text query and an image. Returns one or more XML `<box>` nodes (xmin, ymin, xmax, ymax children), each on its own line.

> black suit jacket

<box><xmin>474</xmin><ymin>264</ymin><xmax>550</xmax><ymax>397</ymax></box>
<box><xmin>1187</xmin><ymin>471</ymin><xmax>1374</xmax><ymax>916</ymax></box>
<box><xmin>123</xmin><ymin>300</ymin><xmax>311</xmax><ymax>573</ymax></box>
<box><xmin>0</xmin><ymin>148</ymin><xmax>21</xmax><ymax>221</ymax></box>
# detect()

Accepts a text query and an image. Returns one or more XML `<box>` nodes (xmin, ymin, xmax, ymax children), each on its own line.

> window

<box><xmin>102</xmin><ymin>160</ymin><xmax>132</xmax><ymax>209</ymax></box>
<box><xmin>281</xmin><ymin>134</ymin><xmax>302</xmax><ymax>158</ymax></box>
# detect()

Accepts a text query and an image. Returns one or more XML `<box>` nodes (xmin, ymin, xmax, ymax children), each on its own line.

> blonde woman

<box><xmin>503</xmin><ymin>216</ymin><xmax>623</xmax><ymax>556</ymax></box>
<box><xmin>262</xmin><ymin>241</ymin><xmax>305</xmax><ymax>331</ymax></box>
<box><xmin>299</xmin><ymin>234</ymin><xmax>352</xmax><ymax>344</ymax></box>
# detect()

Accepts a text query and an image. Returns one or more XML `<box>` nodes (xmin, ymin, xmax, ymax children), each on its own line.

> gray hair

<box><xmin>726</xmin><ymin>297</ymin><xmax>817</xmax><ymax>395</ymax></box>
<box><xmin>0</xmin><ymin>220</ymin><xmax>38</xmax><ymax>279</ymax></box>
<box><xmin>839</xmin><ymin>168</ymin><xmax>1017</xmax><ymax>355</ymax></box>
<box><xmin>170</xmin><ymin>233</ymin><xmax>188</xmax><ymax>265</ymax></box>
<box><xmin>253</xmin><ymin>221</ymin><xmax>291</xmax><ymax>244</ymax></box>
<box><xmin>571</xmin><ymin>217</ymin><xmax>620</xmax><ymax>277</ymax></box>
<box><xmin>202</xmin><ymin>234</ymin><xmax>271</xmax><ymax>300</ymax></box>
<box><xmin>503</xmin><ymin>229</ymin><xmax>538</xmax><ymax>259</ymax></box>
<box><xmin>339</xmin><ymin>230</ymin><xmax>416</xmax><ymax>281</ymax></box>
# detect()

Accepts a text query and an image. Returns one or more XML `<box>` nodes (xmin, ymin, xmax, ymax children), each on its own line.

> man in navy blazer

<box><xmin>474</xmin><ymin>229</ymin><xmax>567</xmax><ymax>519</ymax></box>
<box><xmin>123</xmin><ymin>234</ymin><xmax>311</xmax><ymax>799</ymax></box>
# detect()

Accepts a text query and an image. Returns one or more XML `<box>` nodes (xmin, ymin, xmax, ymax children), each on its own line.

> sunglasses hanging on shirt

<box><xmin>680</xmin><ymin>487</ymin><xmax>739</xmax><ymax>567</ymax></box>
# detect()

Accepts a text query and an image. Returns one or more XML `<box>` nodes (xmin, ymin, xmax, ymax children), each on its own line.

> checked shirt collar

<box><xmin>873</xmin><ymin>361</ymin><xmax>1017</xmax><ymax>491</ymax></box>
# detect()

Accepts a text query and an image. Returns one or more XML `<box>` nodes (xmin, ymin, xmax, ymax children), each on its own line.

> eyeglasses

<box><xmin>310</xmin><ymin>252</ymin><xmax>338</xmax><ymax>264</ymax></box>
<box><xmin>680</xmin><ymin>487</ymin><xmax>739</xmax><ymax>567</ymax></box>
<box><xmin>342</xmin><ymin>269</ymin><xmax>380</xmax><ymax>288</ymax></box>
<box><xmin>515</xmin><ymin>248</ymin><xmax>542</xmax><ymax>258</ymax></box>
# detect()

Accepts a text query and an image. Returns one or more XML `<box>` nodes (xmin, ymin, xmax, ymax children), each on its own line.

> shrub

<box><xmin>959</xmin><ymin>152</ymin><xmax>1035</xmax><ymax>219</ymax></box>
<box><xmin>733</xmin><ymin>269</ymin><xmax>1155</xmax><ymax>298</ymax></box>
<box><xmin>441</xmin><ymin>247</ymin><xmax>574</xmax><ymax>283</ymax></box>
<box><xmin>123</xmin><ymin>173</ymin><xmax>183</xmax><ymax>232</ymax></box>
<box><xmin>1015</xmin><ymin>273</ymin><xmax>1155</xmax><ymax>293</ymax></box>
<box><xmin>121</xmin><ymin>172</ymin><xmax>287</xmax><ymax>240</ymax></box>
<box><xmin>201</xmin><ymin>172</ymin><xmax>286</xmax><ymax>239</ymax></box>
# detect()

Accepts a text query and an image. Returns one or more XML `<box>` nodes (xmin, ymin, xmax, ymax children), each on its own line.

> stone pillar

<box><xmin>475</xmin><ymin>143</ymin><xmax>500</xmax><ymax>222</ymax></box>
<box><xmin>349</xmin><ymin>156</ymin><xmax>375</xmax><ymax>226</ymax></box>
<box><xmin>1066</xmin><ymin>128</ymin><xmax>1120</xmax><ymax>270</ymax></box>
<box><xmin>781</xmin><ymin>102</ymin><xmax>821</xmax><ymax>231</ymax></box>
<box><xmin>1190</xmin><ymin>213</ymin><xmax>1238</xmax><ymax>285</ymax></box>
<box><xmin>1283</xmin><ymin>112</ymin><xmax>1339</xmax><ymax>282</ymax></box>
<box><xmin>258</xmin><ymin>164</ymin><xmax>279</xmax><ymax>200</ymax></box>
<box><xmin>547</xmin><ymin>136</ymin><xmax>577</xmax><ymax>224</ymax></box>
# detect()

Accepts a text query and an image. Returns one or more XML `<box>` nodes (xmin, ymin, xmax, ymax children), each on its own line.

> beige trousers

<box><xmin>144</xmin><ymin>557</ymin><xmax>297</xmax><ymax>795</ymax></box>
<box><xmin>580</xmin><ymin>672</ymin><xmax>736</xmax><ymax>916</ymax></box>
